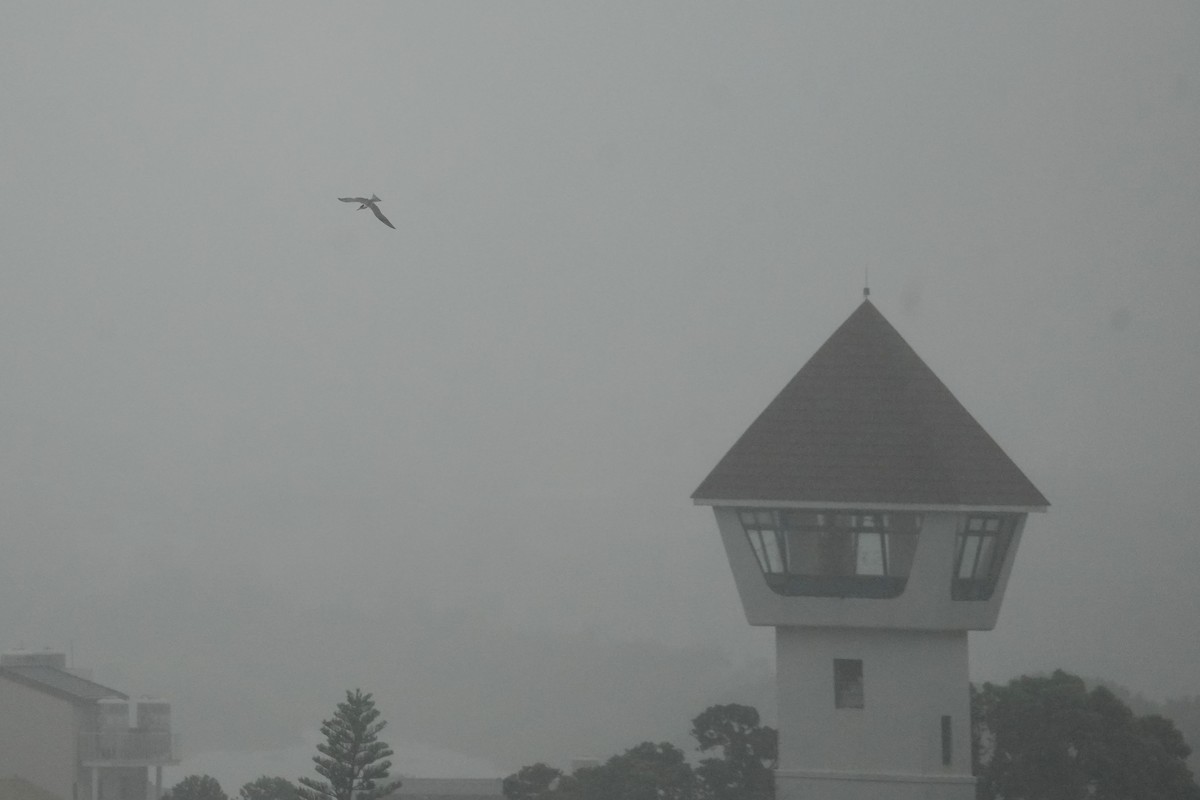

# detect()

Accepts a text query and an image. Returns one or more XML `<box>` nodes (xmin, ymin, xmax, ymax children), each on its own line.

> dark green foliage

<box><xmin>164</xmin><ymin>776</ymin><xmax>228</xmax><ymax>800</ymax></box>
<box><xmin>1163</xmin><ymin>696</ymin><xmax>1200</xmax><ymax>774</ymax></box>
<box><xmin>504</xmin><ymin>703</ymin><xmax>776</xmax><ymax>800</ymax></box>
<box><xmin>297</xmin><ymin>689</ymin><xmax>403</xmax><ymax>800</ymax></box>
<box><xmin>570</xmin><ymin>742</ymin><xmax>695</xmax><ymax>800</ymax></box>
<box><xmin>505</xmin><ymin>743</ymin><xmax>694</xmax><ymax>800</ymax></box>
<box><xmin>690</xmin><ymin>704</ymin><xmax>776</xmax><ymax>800</ymax></box>
<box><xmin>972</xmin><ymin>670</ymin><xmax>1200</xmax><ymax>800</ymax></box>
<box><xmin>239</xmin><ymin>777</ymin><xmax>297</xmax><ymax>800</ymax></box>
<box><xmin>502</xmin><ymin>763</ymin><xmax>563</xmax><ymax>800</ymax></box>
<box><xmin>1057</xmin><ymin>679</ymin><xmax>1200</xmax><ymax>778</ymax></box>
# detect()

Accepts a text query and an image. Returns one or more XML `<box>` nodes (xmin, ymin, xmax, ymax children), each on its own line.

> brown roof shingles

<box><xmin>692</xmin><ymin>300</ymin><xmax>1048</xmax><ymax>509</ymax></box>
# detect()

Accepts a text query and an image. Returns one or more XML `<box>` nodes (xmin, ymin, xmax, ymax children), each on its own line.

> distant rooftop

<box><xmin>693</xmin><ymin>299</ymin><xmax>1048</xmax><ymax>509</ymax></box>
<box><xmin>0</xmin><ymin>662</ymin><xmax>126</xmax><ymax>705</ymax></box>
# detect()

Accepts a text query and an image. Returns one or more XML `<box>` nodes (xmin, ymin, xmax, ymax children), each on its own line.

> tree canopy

<box><xmin>502</xmin><ymin>763</ymin><xmax>563</xmax><ymax>800</ymax></box>
<box><xmin>503</xmin><ymin>704</ymin><xmax>775</xmax><ymax>800</ymax></box>
<box><xmin>972</xmin><ymin>670</ymin><xmax>1200</xmax><ymax>800</ymax></box>
<box><xmin>164</xmin><ymin>776</ymin><xmax>228</xmax><ymax>800</ymax></box>
<box><xmin>297</xmin><ymin>689</ymin><xmax>402</xmax><ymax>800</ymax></box>
<box><xmin>691</xmin><ymin>704</ymin><xmax>776</xmax><ymax>800</ymax></box>
<box><xmin>238</xmin><ymin>777</ymin><xmax>297</xmax><ymax>800</ymax></box>
<box><xmin>568</xmin><ymin>742</ymin><xmax>695</xmax><ymax>800</ymax></box>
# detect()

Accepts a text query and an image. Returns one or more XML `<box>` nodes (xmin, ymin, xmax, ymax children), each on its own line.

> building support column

<box><xmin>91</xmin><ymin>767</ymin><xmax>99</xmax><ymax>800</ymax></box>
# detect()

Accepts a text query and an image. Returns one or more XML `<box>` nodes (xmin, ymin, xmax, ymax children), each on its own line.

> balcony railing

<box><xmin>79</xmin><ymin>731</ymin><xmax>180</xmax><ymax>764</ymax></box>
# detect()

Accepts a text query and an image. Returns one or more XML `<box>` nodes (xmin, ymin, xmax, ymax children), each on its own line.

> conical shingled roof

<box><xmin>692</xmin><ymin>300</ymin><xmax>1048</xmax><ymax>509</ymax></box>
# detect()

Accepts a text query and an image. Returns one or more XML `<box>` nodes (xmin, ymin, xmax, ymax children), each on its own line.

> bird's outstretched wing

<box><xmin>339</xmin><ymin>196</ymin><xmax>370</xmax><ymax>204</ymax></box>
<box><xmin>370</xmin><ymin>204</ymin><xmax>396</xmax><ymax>229</ymax></box>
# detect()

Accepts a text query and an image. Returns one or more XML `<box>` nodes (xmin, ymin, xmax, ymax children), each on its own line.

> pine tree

<box><xmin>297</xmin><ymin>689</ymin><xmax>403</xmax><ymax>800</ymax></box>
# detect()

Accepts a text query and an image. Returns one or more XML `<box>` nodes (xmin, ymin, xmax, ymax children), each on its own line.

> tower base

<box><xmin>776</xmin><ymin>768</ymin><xmax>975</xmax><ymax>800</ymax></box>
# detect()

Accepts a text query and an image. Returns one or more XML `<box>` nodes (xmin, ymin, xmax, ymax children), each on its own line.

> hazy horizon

<box><xmin>2</xmin><ymin>1</ymin><xmax>1198</xmax><ymax>778</ymax></box>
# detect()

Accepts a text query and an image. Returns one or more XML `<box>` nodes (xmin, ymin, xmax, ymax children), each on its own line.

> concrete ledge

<box><xmin>775</xmin><ymin>769</ymin><xmax>976</xmax><ymax>800</ymax></box>
<box><xmin>777</xmin><ymin>769</ymin><xmax>975</xmax><ymax>785</ymax></box>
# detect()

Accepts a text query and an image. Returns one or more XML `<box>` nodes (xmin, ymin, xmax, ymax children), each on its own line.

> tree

<box><xmin>502</xmin><ymin>703</ymin><xmax>779</xmax><ymax>800</ymax></box>
<box><xmin>972</xmin><ymin>670</ymin><xmax>1200</xmax><ymax>800</ymax></box>
<box><xmin>297</xmin><ymin>689</ymin><xmax>403</xmax><ymax>800</ymax></box>
<box><xmin>164</xmin><ymin>776</ymin><xmax>228</xmax><ymax>800</ymax></box>
<box><xmin>239</xmin><ymin>777</ymin><xmax>297</xmax><ymax>800</ymax></box>
<box><xmin>690</xmin><ymin>704</ymin><xmax>776</xmax><ymax>800</ymax></box>
<box><xmin>1163</xmin><ymin>695</ymin><xmax>1200</xmax><ymax>774</ymax></box>
<box><xmin>502</xmin><ymin>763</ymin><xmax>563</xmax><ymax>800</ymax></box>
<box><xmin>571</xmin><ymin>742</ymin><xmax>695</xmax><ymax>800</ymax></box>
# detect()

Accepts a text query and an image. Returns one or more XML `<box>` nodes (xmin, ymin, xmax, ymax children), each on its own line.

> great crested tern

<box><xmin>339</xmin><ymin>194</ymin><xmax>395</xmax><ymax>229</ymax></box>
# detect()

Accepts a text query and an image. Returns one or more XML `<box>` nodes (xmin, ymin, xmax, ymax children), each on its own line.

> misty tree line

<box><xmin>971</xmin><ymin>671</ymin><xmax>1200</xmax><ymax>800</ymax></box>
<box><xmin>165</xmin><ymin>671</ymin><xmax>1200</xmax><ymax>800</ymax></box>
<box><xmin>165</xmin><ymin>690</ymin><xmax>400</xmax><ymax>800</ymax></box>
<box><xmin>502</xmin><ymin>703</ymin><xmax>775</xmax><ymax>800</ymax></box>
<box><xmin>502</xmin><ymin>671</ymin><xmax>1200</xmax><ymax>800</ymax></box>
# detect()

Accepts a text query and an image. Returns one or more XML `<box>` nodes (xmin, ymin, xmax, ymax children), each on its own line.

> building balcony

<box><xmin>79</xmin><ymin>731</ymin><xmax>181</xmax><ymax>766</ymax></box>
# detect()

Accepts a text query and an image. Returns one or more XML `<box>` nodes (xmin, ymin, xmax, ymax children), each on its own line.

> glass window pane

<box><xmin>958</xmin><ymin>535</ymin><xmax>981</xmax><ymax>579</ymax></box>
<box><xmin>786</xmin><ymin>530</ymin><xmax>821</xmax><ymax>575</ymax></box>
<box><xmin>762</xmin><ymin>531</ymin><xmax>784</xmax><ymax>574</ymax></box>
<box><xmin>834</xmin><ymin>659</ymin><xmax>864</xmax><ymax>709</ymax></box>
<box><xmin>740</xmin><ymin>508</ymin><xmax>929</xmax><ymax>593</ymax></box>
<box><xmin>975</xmin><ymin>535</ymin><xmax>998</xmax><ymax>578</ymax></box>
<box><xmin>818</xmin><ymin>532</ymin><xmax>856</xmax><ymax>575</ymax></box>
<box><xmin>782</xmin><ymin>513</ymin><xmax>811</xmax><ymax>532</ymax></box>
<box><xmin>856</xmin><ymin>532</ymin><xmax>885</xmax><ymax>576</ymax></box>
<box><xmin>747</xmin><ymin>531</ymin><xmax>768</xmax><ymax>573</ymax></box>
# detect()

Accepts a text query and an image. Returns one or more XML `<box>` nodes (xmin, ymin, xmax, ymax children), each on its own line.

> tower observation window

<box><xmin>952</xmin><ymin>515</ymin><xmax>1015</xmax><ymax>600</ymax></box>
<box><xmin>737</xmin><ymin>510</ymin><xmax>921</xmax><ymax>598</ymax></box>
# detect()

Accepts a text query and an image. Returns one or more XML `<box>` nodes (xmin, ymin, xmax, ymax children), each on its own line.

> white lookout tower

<box><xmin>692</xmin><ymin>298</ymin><xmax>1047</xmax><ymax>800</ymax></box>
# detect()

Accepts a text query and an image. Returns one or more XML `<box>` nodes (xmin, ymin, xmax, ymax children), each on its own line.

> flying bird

<box><xmin>339</xmin><ymin>194</ymin><xmax>395</xmax><ymax>229</ymax></box>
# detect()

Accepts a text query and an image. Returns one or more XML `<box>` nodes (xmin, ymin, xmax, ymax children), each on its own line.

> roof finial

<box><xmin>863</xmin><ymin>264</ymin><xmax>870</xmax><ymax>299</ymax></box>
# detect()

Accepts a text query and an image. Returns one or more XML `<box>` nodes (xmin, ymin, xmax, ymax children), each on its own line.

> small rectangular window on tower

<box><xmin>833</xmin><ymin>659</ymin><xmax>864</xmax><ymax>709</ymax></box>
<box><xmin>941</xmin><ymin>715</ymin><xmax>952</xmax><ymax>765</ymax></box>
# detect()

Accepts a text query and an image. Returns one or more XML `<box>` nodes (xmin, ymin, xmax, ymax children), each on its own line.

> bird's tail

<box><xmin>370</xmin><ymin>194</ymin><xmax>381</xmax><ymax>203</ymax></box>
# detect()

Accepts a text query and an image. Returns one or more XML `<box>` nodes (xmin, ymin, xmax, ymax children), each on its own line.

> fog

<box><xmin>2</xmin><ymin>1</ymin><xmax>1198</xmax><ymax>782</ymax></box>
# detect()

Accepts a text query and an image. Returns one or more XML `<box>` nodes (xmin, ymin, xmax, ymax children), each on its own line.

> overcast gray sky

<box><xmin>2</xmin><ymin>0</ymin><xmax>1198</xmax><ymax>761</ymax></box>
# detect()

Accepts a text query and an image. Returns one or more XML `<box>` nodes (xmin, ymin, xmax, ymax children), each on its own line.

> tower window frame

<box><xmin>952</xmin><ymin>514</ymin><xmax>1015</xmax><ymax>600</ymax></box>
<box><xmin>737</xmin><ymin>509</ymin><xmax>921</xmax><ymax>598</ymax></box>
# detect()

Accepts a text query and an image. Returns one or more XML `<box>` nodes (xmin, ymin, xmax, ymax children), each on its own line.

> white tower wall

<box><xmin>775</xmin><ymin>626</ymin><xmax>974</xmax><ymax>800</ymax></box>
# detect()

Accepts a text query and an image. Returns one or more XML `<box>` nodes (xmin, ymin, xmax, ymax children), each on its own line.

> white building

<box><xmin>693</xmin><ymin>298</ymin><xmax>1048</xmax><ymax>800</ymax></box>
<box><xmin>0</xmin><ymin>650</ymin><xmax>179</xmax><ymax>800</ymax></box>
